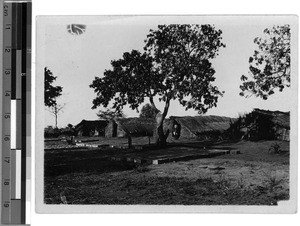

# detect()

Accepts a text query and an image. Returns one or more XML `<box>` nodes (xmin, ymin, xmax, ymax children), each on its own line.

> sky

<box><xmin>38</xmin><ymin>16</ymin><xmax>295</xmax><ymax>128</ymax></box>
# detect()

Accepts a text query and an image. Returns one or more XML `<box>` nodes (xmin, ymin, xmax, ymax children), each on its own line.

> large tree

<box><xmin>44</xmin><ymin>67</ymin><xmax>62</xmax><ymax>107</ymax></box>
<box><xmin>90</xmin><ymin>24</ymin><xmax>225</xmax><ymax>146</ymax></box>
<box><xmin>240</xmin><ymin>25</ymin><xmax>290</xmax><ymax>99</ymax></box>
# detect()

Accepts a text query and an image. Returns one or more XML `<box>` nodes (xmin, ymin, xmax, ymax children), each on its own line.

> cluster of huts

<box><xmin>73</xmin><ymin>108</ymin><xmax>290</xmax><ymax>142</ymax></box>
<box><xmin>75</xmin><ymin>118</ymin><xmax>155</xmax><ymax>138</ymax></box>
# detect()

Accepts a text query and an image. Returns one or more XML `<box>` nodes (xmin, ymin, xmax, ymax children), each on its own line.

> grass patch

<box><xmin>44</xmin><ymin>140</ymin><xmax>290</xmax><ymax>205</ymax></box>
<box><xmin>45</xmin><ymin>172</ymin><xmax>288</xmax><ymax>205</ymax></box>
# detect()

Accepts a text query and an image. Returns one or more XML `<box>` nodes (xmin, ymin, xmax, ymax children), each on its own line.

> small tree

<box><xmin>44</xmin><ymin>67</ymin><xmax>65</xmax><ymax>128</ymax></box>
<box><xmin>47</xmin><ymin>103</ymin><xmax>66</xmax><ymax>129</ymax></box>
<box><xmin>240</xmin><ymin>25</ymin><xmax>290</xmax><ymax>99</ymax></box>
<box><xmin>90</xmin><ymin>24</ymin><xmax>225</xmax><ymax>146</ymax></box>
<box><xmin>44</xmin><ymin>67</ymin><xmax>62</xmax><ymax>107</ymax></box>
<box><xmin>139</xmin><ymin>103</ymin><xmax>160</xmax><ymax>119</ymax></box>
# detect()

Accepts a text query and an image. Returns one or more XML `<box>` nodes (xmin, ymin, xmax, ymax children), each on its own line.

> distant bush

<box><xmin>60</xmin><ymin>126</ymin><xmax>76</xmax><ymax>137</ymax></box>
<box><xmin>44</xmin><ymin>126</ymin><xmax>61</xmax><ymax>138</ymax></box>
<box><xmin>44</xmin><ymin>125</ymin><xmax>76</xmax><ymax>138</ymax></box>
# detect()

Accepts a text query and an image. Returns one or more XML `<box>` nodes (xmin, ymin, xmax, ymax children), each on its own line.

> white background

<box><xmin>32</xmin><ymin>0</ymin><xmax>299</xmax><ymax>226</ymax></box>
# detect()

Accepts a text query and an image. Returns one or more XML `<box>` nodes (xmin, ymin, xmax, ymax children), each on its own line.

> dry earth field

<box><xmin>44</xmin><ymin>139</ymin><xmax>289</xmax><ymax>205</ymax></box>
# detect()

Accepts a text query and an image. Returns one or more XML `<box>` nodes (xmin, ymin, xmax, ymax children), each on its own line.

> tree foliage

<box><xmin>90</xmin><ymin>24</ymin><xmax>225</xmax><ymax>145</ymax></box>
<box><xmin>97</xmin><ymin>108</ymin><xmax>125</xmax><ymax>120</ymax></box>
<box><xmin>139</xmin><ymin>103</ymin><xmax>160</xmax><ymax>119</ymax></box>
<box><xmin>90</xmin><ymin>24</ymin><xmax>225</xmax><ymax>113</ymax></box>
<box><xmin>240</xmin><ymin>25</ymin><xmax>290</xmax><ymax>99</ymax></box>
<box><xmin>44</xmin><ymin>67</ymin><xmax>63</xmax><ymax>107</ymax></box>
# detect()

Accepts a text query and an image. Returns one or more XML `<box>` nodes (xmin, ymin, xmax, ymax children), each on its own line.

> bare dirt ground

<box><xmin>44</xmin><ymin>139</ymin><xmax>289</xmax><ymax>205</ymax></box>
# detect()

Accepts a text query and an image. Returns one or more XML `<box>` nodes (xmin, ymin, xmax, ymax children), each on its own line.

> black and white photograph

<box><xmin>35</xmin><ymin>15</ymin><xmax>297</xmax><ymax>213</ymax></box>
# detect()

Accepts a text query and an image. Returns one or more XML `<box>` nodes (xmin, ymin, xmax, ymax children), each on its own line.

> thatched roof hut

<box><xmin>165</xmin><ymin>115</ymin><xmax>235</xmax><ymax>140</ymax></box>
<box><xmin>250</xmin><ymin>109</ymin><xmax>290</xmax><ymax>141</ymax></box>
<box><xmin>75</xmin><ymin>119</ymin><xmax>108</xmax><ymax>137</ymax></box>
<box><xmin>228</xmin><ymin>109</ymin><xmax>290</xmax><ymax>141</ymax></box>
<box><xmin>105</xmin><ymin>118</ymin><xmax>155</xmax><ymax>138</ymax></box>
<box><xmin>252</xmin><ymin>108</ymin><xmax>290</xmax><ymax>129</ymax></box>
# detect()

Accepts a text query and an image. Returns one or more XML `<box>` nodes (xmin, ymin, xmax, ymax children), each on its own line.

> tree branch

<box><xmin>162</xmin><ymin>97</ymin><xmax>170</xmax><ymax>118</ymax></box>
<box><xmin>149</xmin><ymin>91</ymin><xmax>160</xmax><ymax>113</ymax></box>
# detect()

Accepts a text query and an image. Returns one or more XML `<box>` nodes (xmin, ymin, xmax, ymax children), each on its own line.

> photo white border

<box><xmin>35</xmin><ymin>15</ymin><xmax>298</xmax><ymax>214</ymax></box>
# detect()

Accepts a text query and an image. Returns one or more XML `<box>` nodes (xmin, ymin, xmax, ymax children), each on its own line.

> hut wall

<box><xmin>116</xmin><ymin>125</ymin><xmax>127</xmax><ymax>137</ymax></box>
<box><xmin>284</xmin><ymin>129</ymin><xmax>290</xmax><ymax>141</ymax></box>
<box><xmin>175</xmin><ymin>123</ymin><xmax>196</xmax><ymax>139</ymax></box>
<box><xmin>97</xmin><ymin>128</ymin><xmax>105</xmax><ymax>137</ymax></box>
<box><xmin>77</xmin><ymin>130</ymin><xmax>83</xmax><ymax>137</ymax></box>
<box><xmin>75</xmin><ymin>120</ymin><xmax>108</xmax><ymax>137</ymax></box>
<box><xmin>117</xmin><ymin>126</ymin><xmax>126</xmax><ymax>137</ymax></box>
<box><xmin>89</xmin><ymin>129</ymin><xmax>96</xmax><ymax>137</ymax></box>
<box><xmin>105</xmin><ymin>121</ymin><xmax>117</xmax><ymax>137</ymax></box>
<box><xmin>165</xmin><ymin>119</ymin><xmax>196</xmax><ymax>140</ymax></box>
<box><xmin>276</xmin><ymin>127</ymin><xmax>290</xmax><ymax>141</ymax></box>
<box><xmin>83</xmin><ymin>127</ymin><xmax>92</xmax><ymax>137</ymax></box>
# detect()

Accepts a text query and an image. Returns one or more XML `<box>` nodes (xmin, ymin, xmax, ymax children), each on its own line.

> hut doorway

<box><xmin>172</xmin><ymin>121</ymin><xmax>181</xmax><ymax>140</ymax></box>
<box><xmin>112</xmin><ymin>122</ymin><xmax>118</xmax><ymax>137</ymax></box>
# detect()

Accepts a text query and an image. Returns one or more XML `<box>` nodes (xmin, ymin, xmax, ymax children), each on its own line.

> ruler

<box><xmin>1</xmin><ymin>0</ymin><xmax>31</xmax><ymax>225</ymax></box>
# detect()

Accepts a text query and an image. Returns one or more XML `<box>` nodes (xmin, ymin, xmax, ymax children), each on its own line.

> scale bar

<box><xmin>1</xmin><ymin>0</ymin><xmax>12</xmax><ymax>223</ymax></box>
<box><xmin>1</xmin><ymin>0</ymin><xmax>31</xmax><ymax>225</ymax></box>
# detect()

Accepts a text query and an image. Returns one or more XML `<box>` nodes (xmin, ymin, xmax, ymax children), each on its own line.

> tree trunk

<box><xmin>55</xmin><ymin>112</ymin><xmax>58</xmax><ymax>128</ymax></box>
<box><xmin>154</xmin><ymin>100</ymin><xmax>170</xmax><ymax>147</ymax></box>
<box><xmin>155</xmin><ymin>119</ymin><xmax>169</xmax><ymax>147</ymax></box>
<box><xmin>150</xmin><ymin>96</ymin><xmax>171</xmax><ymax>147</ymax></box>
<box><xmin>53</xmin><ymin>104</ymin><xmax>58</xmax><ymax>128</ymax></box>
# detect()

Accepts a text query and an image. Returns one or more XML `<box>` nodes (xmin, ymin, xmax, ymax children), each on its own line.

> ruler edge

<box><xmin>1</xmin><ymin>0</ymin><xmax>12</xmax><ymax>224</ymax></box>
<box><xmin>1</xmin><ymin>0</ymin><xmax>31</xmax><ymax>225</ymax></box>
<box><xmin>0</xmin><ymin>0</ymin><xmax>4</xmax><ymax>223</ymax></box>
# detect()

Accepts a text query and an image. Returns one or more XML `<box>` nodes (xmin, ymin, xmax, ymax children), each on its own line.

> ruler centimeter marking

<box><xmin>1</xmin><ymin>1</ymin><xmax>31</xmax><ymax>225</ymax></box>
<box><xmin>2</xmin><ymin>2</ymin><xmax>12</xmax><ymax>224</ymax></box>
